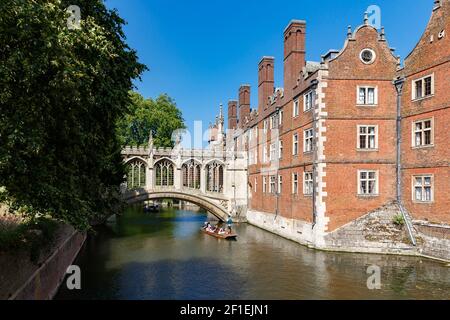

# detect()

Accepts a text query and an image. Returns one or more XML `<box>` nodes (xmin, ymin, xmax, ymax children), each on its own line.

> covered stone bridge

<box><xmin>120</xmin><ymin>145</ymin><xmax>248</xmax><ymax>222</ymax></box>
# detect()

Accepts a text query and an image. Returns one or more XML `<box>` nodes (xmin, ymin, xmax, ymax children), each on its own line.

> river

<box><xmin>55</xmin><ymin>206</ymin><xmax>450</xmax><ymax>300</ymax></box>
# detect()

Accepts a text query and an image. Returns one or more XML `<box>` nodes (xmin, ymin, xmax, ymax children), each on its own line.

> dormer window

<box><xmin>413</xmin><ymin>74</ymin><xmax>434</xmax><ymax>100</ymax></box>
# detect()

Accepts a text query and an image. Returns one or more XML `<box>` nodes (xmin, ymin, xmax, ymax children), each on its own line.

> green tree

<box><xmin>0</xmin><ymin>0</ymin><xmax>147</xmax><ymax>230</ymax></box>
<box><xmin>117</xmin><ymin>92</ymin><xmax>186</xmax><ymax>148</ymax></box>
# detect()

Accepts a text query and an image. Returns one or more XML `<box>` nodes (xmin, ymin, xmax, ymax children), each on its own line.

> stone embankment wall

<box><xmin>415</xmin><ymin>223</ymin><xmax>450</xmax><ymax>261</ymax></box>
<box><xmin>247</xmin><ymin>202</ymin><xmax>450</xmax><ymax>262</ymax></box>
<box><xmin>324</xmin><ymin>202</ymin><xmax>417</xmax><ymax>256</ymax></box>
<box><xmin>0</xmin><ymin>225</ymin><xmax>86</xmax><ymax>300</ymax></box>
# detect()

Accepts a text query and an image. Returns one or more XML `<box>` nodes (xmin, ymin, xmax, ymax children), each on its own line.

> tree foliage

<box><xmin>0</xmin><ymin>0</ymin><xmax>147</xmax><ymax>230</ymax></box>
<box><xmin>117</xmin><ymin>91</ymin><xmax>186</xmax><ymax>148</ymax></box>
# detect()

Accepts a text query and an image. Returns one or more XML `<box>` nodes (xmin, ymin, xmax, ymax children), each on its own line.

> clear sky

<box><xmin>104</xmin><ymin>0</ymin><xmax>433</xmax><ymax>145</ymax></box>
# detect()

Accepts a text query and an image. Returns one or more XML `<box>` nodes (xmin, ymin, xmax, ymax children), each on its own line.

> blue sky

<box><xmin>105</xmin><ymin>0</ymin><xmax>432</xmax><ymax>145</ymax></box>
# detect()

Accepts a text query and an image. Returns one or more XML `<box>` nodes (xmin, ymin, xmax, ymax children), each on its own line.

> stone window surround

<box><xmin>412</xmin><ymin>174</ymin><xmax>434</xmax><ymax>204</ymax></box>
<box><xmin>303</xmin><ymin>171</ymin><xmax>314</xmax><ymax>196</ymax></box>
<box><xmin>359</xmin><ymin>48</ymin><xmax>376</xmax><ymax>65</ymax></box>
<box><xmin>292</xmin><ymin>133</ymin><xmax>299</xmax><ymax>155</ymax></box>
<box><xmin>411</xmin><ymin>73</ymin><xmax>435</xmax><ymax>101</ymax></box>
<box><xmin>411</xmin><ymin>117</ymin><xmax>435</xmax><ymax>149</ymax></box>
<box><xmin>356</xmin><ymin>85</ymin><xmax>378</xmax><ymax>106</ymax></box>
<box><xmin>303</xmin><ymin>90</ymin><xmax>314</xmax><ymax>112</ymax></box>
<box><xmin>357</xmin><ymin>124</ymin><xmax>379</xmax><ymax>151</ymax></box>
<box><xmin>293</xmin><ymin>99</ymin><xmax>300</xmax><ymax>118</ymax></box>
<box><xmin>357</xmin><ymin>170</ymin><xmax>379</xmax><ymax>197</ymax></box>
<box><xmin>303</xmin><ymin>128</ymin><xmax>314</xmax><ymax>153</ymax></box>
<box><xmin>292</xmin><ymin>173</ymin><xmax>299</xmax><ymax>195</ymax></box>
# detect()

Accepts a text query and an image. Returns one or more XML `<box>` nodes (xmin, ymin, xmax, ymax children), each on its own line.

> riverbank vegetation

<box><xmin>0</xmin><ymin>0</ymin><xmax>146</xmax><ymax>231</ymax></box>
<box><xmin>0</xmin><ymin>204</ymin><xmax>58</xmax><ymax>261</ymax></box>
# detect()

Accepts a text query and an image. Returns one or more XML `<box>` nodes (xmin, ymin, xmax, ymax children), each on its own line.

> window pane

<box><xmin>425</xmin><ymin>187</ymin><xmax>431</xmax><ymax>201</ymax></box>
<box><xmin>415</xmin><ymin>132</ymin><xmax>422</xmax><ymax>146</ymax></box>
<box><xmin>359</xmin><ymin>88</ymin><xmax>366</xmax><ymax>104</ymax></box>
<box><xmin>367</xmin><ymin>88</ymin><xmax>375</xmax><ymax>104</ymax></box>
<box><xmin>415</xmin><ymin>177</ymin><xmax>423</xmax><ymax>186</ymax></box>
<box><xmin>361</xmin><ymin>181</ymin><xmax>367</xmax><ymax>194</ymax></box>
<box><xmin>368</xmin><ymin>180</ymin><xmax>376</xmax><ymax>194</ymax></box>
<box><xmin>424</xmin><ymin>77</ymin><xmax>432</xmax><ymax>96</ymax></box>
<box><xmin>368</xmin><ymin>172</ymin><xmax>376</xmax><ymax>179</ymax></box>
<box><xmin>415</xmin><ymin>187</ymin><xmax>422</xmax><ymax>201</ymax></box>
<box><xmin>424</xmin><ymin>177</ymin><xmax>431</xmax><ymax>186</ymax></box>
<box><xmin>415</xmin><ymin>122</ymin><xmax>422</xmax><ymax>131</ymax></box>
<box><xmin>415</xmin><ymin>80</ymin><xmax>423</xmax><ymax>98</ymax></box>
<box><xmin>360</xmin><ymin>135</ymin><xmax>366</xmax><ymax>149</ymax></box>
<box><xmin>424</xmin><ymin>130</ymin><xmax>431</xmax><ymax>145</ymax></box>
<box><xmin>360</xmin><ymin>172</ymin><xmax>367</xmax><ymax>179</ymax></box>
<box><xmin>369</xmin><ymin>135</ymin><xmax>376</xmax><ymax>148</ymax></box>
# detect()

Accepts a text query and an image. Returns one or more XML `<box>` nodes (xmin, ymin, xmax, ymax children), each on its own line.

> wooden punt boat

<box><xmin>201</xmin><ymin>228</ymin><xmax>238</xmax><ymax>240</ymax></box>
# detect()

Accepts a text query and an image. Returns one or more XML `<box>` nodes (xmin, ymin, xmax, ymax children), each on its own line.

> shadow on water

<box><xmin>55</xmin><ymin>206</ymin><xmax>450</xmax><ymax>300</ymax></box>
<box><xmin>58</xmin><ymin>258</ymin><xmax>245</xmax><ymax>300</ymax></box>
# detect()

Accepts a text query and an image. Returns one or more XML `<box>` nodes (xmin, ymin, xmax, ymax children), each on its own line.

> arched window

<box><xmin>126</xmin><ymin>159</ymin><xmax>146</xmax><ymax>189</ymax></box>
<box><xmin>206</xmin><ymin>161</ymin><xmax>224</xmax><ymax>193</ymax></box>
<box><xmin>155</xmin><ymin>159</ymin><xmax>174</xmax><ymax>187</ymax></box>
<box><xmin>182</xmin><ymin>160</ymin><xmax>201</xmax><ymax>189</ymax></box>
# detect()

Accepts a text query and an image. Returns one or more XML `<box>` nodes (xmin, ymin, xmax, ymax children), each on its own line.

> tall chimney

<box><xmin>238</xmin><ymin>85</ymin><xmax>251</xmax><ymax>128</ymax></box>
<box><xmin>258</xmin><ymin>56</ymin><xmax>275</xmax><ymax>111</ymax></box>
<box><xmin>284</xmin><ymin>20</ymin><xmax>306</xmax><ymax>99</ymax></box>
<box><xmin>228</xmin><ymin>100</ymin><xmax>238</xmax><ymax>130</ymax></box>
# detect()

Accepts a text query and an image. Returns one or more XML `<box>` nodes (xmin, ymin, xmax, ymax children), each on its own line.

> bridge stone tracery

<box><xmin>121</xmin><ymin>142</ymin><xmax>248</xmax><ymax>222</ymax></box>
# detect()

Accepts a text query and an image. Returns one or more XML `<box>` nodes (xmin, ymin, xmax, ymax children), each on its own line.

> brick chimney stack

<box><xmin>283</xmin><ymin>20</ymin><xmax>306</xmax><ymax>99</ymax></box>
<box><xmin>238</xmin><ymin>85</ymin><xmax>251</xmax><ymax>128</ymax></box>
<box><xmin>228</xmin><ymin>100</ymin><xmax>238</xmax><ymax>130</ymax></box>
<box><xmin>258</xmin><ymin>56</ymin><xmax>275</xmax><ymax>111</ymax></box>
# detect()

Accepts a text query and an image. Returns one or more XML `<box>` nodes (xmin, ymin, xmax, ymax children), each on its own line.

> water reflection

<box><xmin>56</xmin><ymin>206</ymin><xmax>450</xmax><ymax>300</ymax></box>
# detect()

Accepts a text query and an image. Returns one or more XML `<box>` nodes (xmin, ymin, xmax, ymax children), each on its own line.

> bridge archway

<box><xmin>122</xmin><ymin>190</ymin><xmax>229</xmax><ymax>221</ymax></box>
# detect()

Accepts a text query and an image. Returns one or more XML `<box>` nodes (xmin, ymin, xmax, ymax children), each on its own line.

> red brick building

<box><xmin>226</xmin><ymin>0</ymin><xmax>449</xmax><ymax>251</ymax></box>
<box><xmin>399</xmin><ymin>0</ymin><xmax>450</xmax><ymax>225</ymax></box>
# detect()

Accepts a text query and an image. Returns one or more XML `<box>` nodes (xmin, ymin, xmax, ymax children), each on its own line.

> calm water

<box><xmin>56</xmin><ymin>206</ymin><xmax>450</xmax><ymax>300</ymax></box>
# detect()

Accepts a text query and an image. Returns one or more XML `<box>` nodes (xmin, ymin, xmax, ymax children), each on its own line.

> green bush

<box><xmin>393</xmin><ymin>214</ymin><xmax>405</xmax><ymax>226</ymax></box>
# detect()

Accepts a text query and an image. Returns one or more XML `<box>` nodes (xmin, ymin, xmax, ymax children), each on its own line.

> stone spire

<box><xmin>380</xmin><ymin>26</ymin><xmax>385</xmax><ymax>40</ymax></box>
<box><xmin>218</xmin><ymin>103</ymin><xmax>224</xmax><ymax>140</ymax></box>
<box><xmin>148</xmin><ymin>131</ymin><xmax>154</xmax><ymax>149</ymax></box>
<box><xmin>219</xmin><ymin>103</ymin><xmax>223</xmax><ymax>117</ymax></box>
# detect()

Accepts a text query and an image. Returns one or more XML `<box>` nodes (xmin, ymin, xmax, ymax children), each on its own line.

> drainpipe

<box><xmin>311</xmin><ymin>79</ymin><xmax>319</xmax><ymax>227</ymax></box>
<box><xmin>239</xmin><ymin>135</ymin><xmax>248</xmax><ymax>222</ymax></box>
<box><xmin>394</xmin><ymin>77</ymin><xmax>405</xmax><ymax>203</ymax></box>
<box><xmin>394</xmin><ymin>76</ymin><xmax>416</xmax><ymax>246</ymax></box>
<box><xmin>275</xmin><ymin>107</ymin><xmax>281</xmax><ymax>220</ymax></box>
